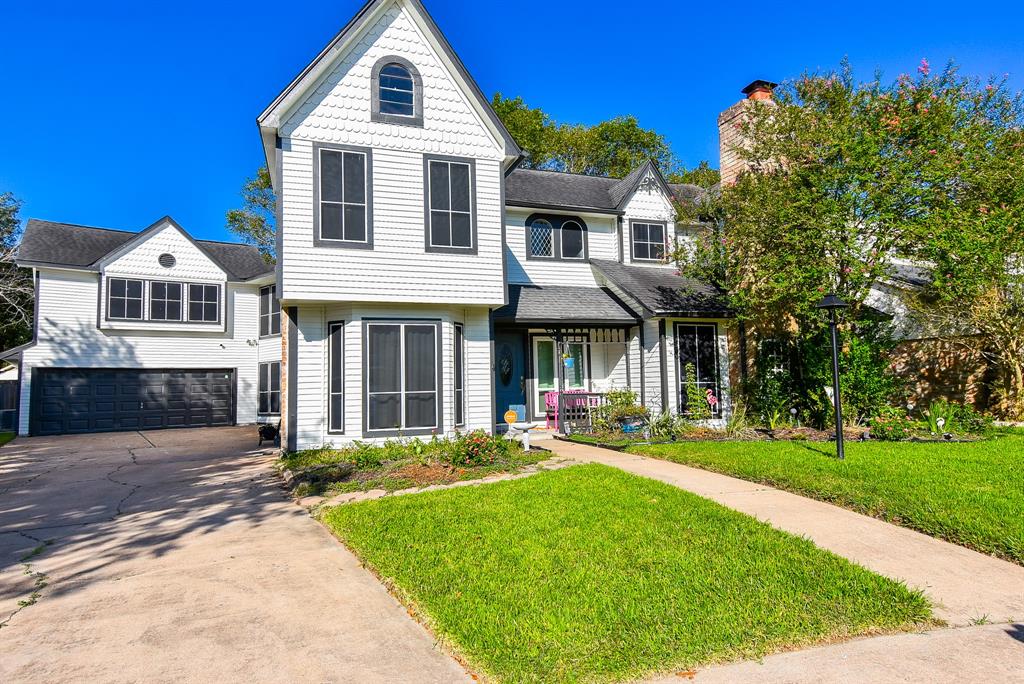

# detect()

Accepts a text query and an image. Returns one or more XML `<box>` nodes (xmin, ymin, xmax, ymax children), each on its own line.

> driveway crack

<box><xmin>0</xmin><ymin>535</ymin><xmax>54</xmax><ymax>630</ymax></box>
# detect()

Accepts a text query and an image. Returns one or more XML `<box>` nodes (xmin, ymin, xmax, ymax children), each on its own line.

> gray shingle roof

<box><xmin>17</xmin><ymin>219</ymin><xmax>274</xmax><ymax>281</ymax></box>
<box><xmin>505</xmin><ymin>166</ymin><xmax>707</xmax><ymax>213</ymax></box>
<box><xmin>493</xmin><ymin>285</ymin><xmax>640</xmax><ymax>325</ymax></box>
<box><xmin>591</xmin><ymin>259</ymin><xmax>731</xmax><ymax>317</ymax></box>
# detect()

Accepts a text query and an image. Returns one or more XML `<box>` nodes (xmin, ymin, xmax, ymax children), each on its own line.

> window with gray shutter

<box><xmin>188</xmin><ymin>284</ymin><xmax>219</xmax><ymax>322</ymax></box>
<box><xmin>425</xmin><ymin>157</ymin><xmax>475</xmax><ymax>252</ymax></box>
<box><xmin>318</xmin><ymin>148</ymin><xmax>368</xmax><ymax>244</ymax></box>
<box><xmin>150</xmin><ymin>282</ymin><xmax>183</xmax><ymax>321</ymax></box>
<box><xmin>632</xmin><ymin>221</ymin><xmax>667</xmax><ymax>261</ymax></box>
<box><xmin>454</xmin><ymin>322</ymin><xmax>465</xmax><ymax>427</ymax></box>
<box><xmin>259</xmin><ymin>361</ymin><xmax>281</xmax><ymax>416</ymax></box>
<box><xmin>260</xmin><ymin>285</ymin><xmax>280</xmax><ymax>337</ymax></box>
<box><xmin>365</xmin><ymin>321</ymin><xmax>439</xmax><ymax>434</ymax></box>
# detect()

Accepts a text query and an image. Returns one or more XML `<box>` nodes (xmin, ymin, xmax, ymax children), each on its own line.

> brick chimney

<box><xmin>718</xmin><ymin>80</ymin><xmax>777</xmax><ymax>185</ymax></box>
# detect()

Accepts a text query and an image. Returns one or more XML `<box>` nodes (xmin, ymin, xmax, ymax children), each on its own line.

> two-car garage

<box><xmin>29</xmin><ymin>368</ymin><xmax>236</xmax><ymax>436</ymax></box>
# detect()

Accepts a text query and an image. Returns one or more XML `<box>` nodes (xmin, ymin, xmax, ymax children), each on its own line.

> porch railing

<box><xmin>554</xmin><ymin>391</ymin><xmax>608</xmax><ymax>435</ymax></box>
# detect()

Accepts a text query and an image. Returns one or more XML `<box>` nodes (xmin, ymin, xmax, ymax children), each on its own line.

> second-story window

<box><xmin>259</xmin><ymin>285</ymin><xmax>280</xmax><ymax>337</ymax></box>
<box><xmin>379</xmin><ymin>64</ymin><xmax>415</xmax><ymax>117</ymax></box>
<box><xmin>108</xmin><ymin>278</ymin><xmax>144</xmax><ymax>320</ymax></box>
<box><xmin>371</xmin><ymin>56</ymin><xmax>423</xmax><ymax>127</ymax></box>
<box><xmin>150</xmin><ymin>282</ymin><xmax>183</xmax><ymax>321</ymax></box>
<box><xmin>425</xmin><ymin>156</ymin><xmax>476</xmax><ymax>252</ymax></box>
<box><xmin>526</xmin><ymin>214</ymin><xmax>588</xmax><ymax>261</ymax></box>
<box><xmin>188</xmin><ymin>284</ymin><xmax>220</xmax><ymax>323</ymax></box>
<box><xmin>631</xmin><ymin>221</ymin><xmax>667</xmax><ymax>261</ymax></box>
<box><xmin>318</xmin><ymin>147</ymin><xmax>369</xmax><ymax>245</ymax></box>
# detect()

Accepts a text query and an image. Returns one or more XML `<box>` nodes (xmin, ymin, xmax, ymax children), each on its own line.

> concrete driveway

<box><xmin>0</xmin><ymin>427</ymin><xmax>468</xmax><ymax>683</ymax></box>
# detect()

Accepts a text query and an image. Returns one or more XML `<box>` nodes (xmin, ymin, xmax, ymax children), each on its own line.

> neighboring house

<box><xmin>5</xmin><ymin>217</ymin><xmax>279</xmax><ymax>436</ymax></box>
<box><xmin>7</xmin><ymin>0</ymin><xmax>737</xmax><ymax>442</ymax></box>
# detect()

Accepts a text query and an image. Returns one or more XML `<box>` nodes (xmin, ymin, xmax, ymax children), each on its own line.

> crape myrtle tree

<box><xmin>675</xmin><ymin>59</ymin><xmax>1024</xmax><ymax>421</ymax></box>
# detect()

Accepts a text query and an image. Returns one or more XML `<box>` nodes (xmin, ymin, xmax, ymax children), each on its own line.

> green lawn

<box><xmin>630</xmin><ymin>435</ymin><xmax>1024</xmax><ymax>564</ymax></box>
<box><xmin>323</xmin><ymin>464</ymin><xmax>931</xmax><ymax>682</ymax></box>
<box><xmin>0</xmin><ymin>432</ymin><xmax>14</xmax><ymax>447</ymax></box>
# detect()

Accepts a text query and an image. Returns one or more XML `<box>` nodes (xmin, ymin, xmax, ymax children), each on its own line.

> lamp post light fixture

<box><xmin>817</xmin><ymin>293</ymin><xmax>850</xmax><ymax>459</ymax></box>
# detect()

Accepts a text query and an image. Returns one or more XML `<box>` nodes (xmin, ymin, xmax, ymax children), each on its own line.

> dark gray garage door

<box><xmin>31</xmin><ymin>368</ymin><xmax>236</xmax><ymax>436</ymax></box>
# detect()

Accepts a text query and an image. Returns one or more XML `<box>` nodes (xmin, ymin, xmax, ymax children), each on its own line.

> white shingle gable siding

<box><xmin>277</xmin><ymin>3</ymin><xmax>506</xmax><ymax>305</ymax></box>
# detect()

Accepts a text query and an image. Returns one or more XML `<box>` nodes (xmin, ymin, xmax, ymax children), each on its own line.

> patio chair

<box><xmin>544</xmin><ymin>391</ymin><xmax>559</xmax><ymax>429</ymax></box>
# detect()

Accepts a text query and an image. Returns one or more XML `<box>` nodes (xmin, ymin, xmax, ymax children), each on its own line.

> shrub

<box><xmin>682</xmin><ymin>363</ymin><xmax>712</xmax><ymax>420</ymax></box>
<box><xmin>644</xmin><ymin>412</ymin><xmax>692</xmax><ymax>441</ymax></box>
<box><xmin>870</xmin><ymin>410</ymin><xmax>916</xmax><ymax>441</ymax></box>
<box><xmin>437</xmin><ymin>430</ymin><xmax>521</xmax><ymax>467</ymax></box>
<box><xmin>950</xmin><ymin>403</ymin><xmax>994</xmax><ymax>435</ymax></box>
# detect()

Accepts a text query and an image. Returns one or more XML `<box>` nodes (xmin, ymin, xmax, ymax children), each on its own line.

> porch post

<box><xmin>555</xmin><ymin>330</ymin><xmax>565</xmax><ymax>432</ymax></box>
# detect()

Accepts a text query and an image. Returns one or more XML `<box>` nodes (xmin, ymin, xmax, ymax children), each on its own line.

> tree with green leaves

<box><xmin>667</xmin><ymin>161</ymin><xmax>720</xmax><ymax>188</ymax></box>
<box><xmin>0</xmin><ymin>192</ymin><xmax>33</xmax><ymax>352</ymax></box>
<box><xmin>677</xmin><ymin>60</ymin><xmax>1024</xmax><ymax>418</ymax></box>
<box><xmin>491</xmin><ymin>93</ymin><xmax>704</xmax><ymax>180</ymax></box>
<box><xmin>226</xmin><ymin>166</ymin><xmax>276</xmax><ymax>262</ymax></box>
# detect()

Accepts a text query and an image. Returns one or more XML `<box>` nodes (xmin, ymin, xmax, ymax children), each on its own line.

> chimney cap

<box><xmin>741</xmin><ymin>79</ymin><xmax>778</xmax><ymax>96</ymax></box>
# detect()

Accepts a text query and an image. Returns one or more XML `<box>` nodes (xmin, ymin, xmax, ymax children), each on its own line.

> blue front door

<box><xmin>494</xmin><ymin>331</ymin><xmax>527</xmax><ymax>423</ymax></box>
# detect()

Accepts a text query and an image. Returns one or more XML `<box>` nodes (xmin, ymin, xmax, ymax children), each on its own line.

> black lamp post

<box><xmin>817</xmin><ymin>293</ymin><xmax>849</xmax><ymax>459</ymax></box>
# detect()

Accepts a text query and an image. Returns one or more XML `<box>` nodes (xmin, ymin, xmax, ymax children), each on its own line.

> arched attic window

<box><xmin>371</xmin><ymin>56</ymin><xmax>423</xmax><ymax>127</ymax></box>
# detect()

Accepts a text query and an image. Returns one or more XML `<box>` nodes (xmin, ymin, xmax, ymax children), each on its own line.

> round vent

<box><xmin>158</xmin><ymin>253</ymin><xmax>176</xmax><ymax>268</ymax></box>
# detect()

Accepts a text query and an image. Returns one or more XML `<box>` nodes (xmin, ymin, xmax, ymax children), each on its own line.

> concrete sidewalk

<box><xmin>546</xmin><ymin>440</ymin><xmax>1024</xmax><ymax>626</ymax></box>
<box><xmin>656</xmin><ymin>623</ymin><xmax>1024</xmax><ymax>683</ymax></box>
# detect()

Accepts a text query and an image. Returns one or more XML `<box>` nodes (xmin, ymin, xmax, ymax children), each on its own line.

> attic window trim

<box><xmin>525</xmin><ymin>213</ymin><xmax>589</xmax><ymax>262</ymax></box>
<box><xmin>370</xmin><ymin>55</ymin><xmax>424</xmax><ymax>128</ymax></box>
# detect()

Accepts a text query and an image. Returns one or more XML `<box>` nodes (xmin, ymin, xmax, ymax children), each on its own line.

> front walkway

<box><xmin>546</xmin><ymin>440</ymin><xmax>1024</xmax><ymax>625</ymax></box>
<box><xmin>0</xmin><ymin>428</ymin><xmax>468</xmax><ymax>683</ymax></box>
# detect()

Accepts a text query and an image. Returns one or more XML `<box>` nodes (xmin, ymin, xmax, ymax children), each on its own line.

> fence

<box><xmin>0</xmin><ymin>380</ymin><xmax>17</xmax><ymax>432</ymax></box>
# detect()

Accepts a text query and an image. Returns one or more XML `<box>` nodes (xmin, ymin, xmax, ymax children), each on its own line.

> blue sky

<box><xmin>2</xmin><ymin>0</ymin><xmax>1022</xmax><ymax>243</ymax></box>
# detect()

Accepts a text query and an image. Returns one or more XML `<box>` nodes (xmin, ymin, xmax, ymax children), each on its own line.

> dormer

<box><xmin>258</xmin><ymin>0</ymin><xmax>522</xmax><ymax>306</ymax></box>
<box><xmin>95</xmin><ymin>218</ymin><xmax>233</xmax><ymax>332</ymax></box>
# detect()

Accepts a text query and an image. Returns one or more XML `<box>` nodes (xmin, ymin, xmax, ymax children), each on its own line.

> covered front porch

<box><xmin>492</xmin><ymin>284</ymin><xmax>643</xmax><ymax>430</ymax></box>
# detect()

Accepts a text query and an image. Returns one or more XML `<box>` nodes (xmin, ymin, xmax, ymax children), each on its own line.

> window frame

<box><xmin>259</xmin><ymin>285</ymin><xmax>281</xmax><ymax>338</ymax></box>
<box><xmin>258</xmin><ymin>361</ymin><xmax>281</xmax><ymax>416</ymax></box>
<box><xmin>148</xmin><ymin>280</ymin><xmax>184</xmax><ymax>322</ymax></box>
<box><xmin>187</xmin><ymin>283</ymin><xmax>221</xmax><ymax>324</ymax></box>
<box><xmin>106</xmin><ymin>277</ymin><xmax>145</xmax><ymax>321</ymax></box>
<box><xmin>370</xmin><ymin>55</ymin><xmax>424</xmax><ymax>127</ymax></box>
<box><xmin>362</xmin><ymin>319</ymin><xmax>443</xmax><ymax>438</ymax></box>
<box><xmin>674</xmin><ymin>322</ymin><xmax>722</xmax><ymax>419</ymax></box>
<box><xmin>423</xmin><ymin>155</ymin><xmax>478</xmax><ymax>254</ymax></box>
<box><xmin>454</xmin><ymin>322</ymin><xmax>465</xmax><ymax>427</ymax></box>
<box><xmin>328</xmin><ymin>321</ymin><xmax>345</xmax><ymax>434</ymax></box>
<box><xmin>525</xmin><ymin>214</ymin><xmax>589</xmax><ymax>261</ymax></box>
<box><xmin>312</xmin><ymin>143</ymin><xmax>374</xmax><ymax>250</ymax></box>
<box><xmin>630</xmin><ymin>220</ymin><xmax>668</xmax><ymax>262</ymax></box>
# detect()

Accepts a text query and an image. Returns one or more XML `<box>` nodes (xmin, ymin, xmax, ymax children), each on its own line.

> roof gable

<box><xmin>100</xmin><ymin>217</ymin><xmax>229</xmax><ymax>281</ymax></box>
<box><xmin>16</xmin><ymin>218</ymin><xmax>272</xmax><ymax>281</ymax></box>
<box><xmin>609</xmin><ymin>160</ymin><xmax>674</xmax><ymax>210</ymax></box>
<box><xmin>258</xmin><ymin>0</ymin><xmax>520</xmax><ymax>164</ymax></box>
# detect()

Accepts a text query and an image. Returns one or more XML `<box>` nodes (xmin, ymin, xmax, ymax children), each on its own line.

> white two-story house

<box><xmin>7</xmin><ymin>0</ymin><xmax>735</xmax><ymax>445</ymax></box>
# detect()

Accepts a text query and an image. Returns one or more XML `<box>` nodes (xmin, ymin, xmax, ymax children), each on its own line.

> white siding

<box><xmin>505</xmin><ymin>209</ymin><xmax>618</xmax><ymax>286</ymax></box>
<box><xmin>19</xmin><ymin>269</ymin><xmax>261</xmax><ymax>434</ymax></box>
<box><xmin>290</xmin><ymin>303</ymin><xmax>492</xmax><ymax>449</ymax></box>
<box><xmin>277</xmin><ymin>1</ymin><xmax>506</xmax><ymax>305</ymax></box>
<box><xmin>280</xmin><ymin>143</ymin><xmax>504</xmax><ymax>303</ymax></box>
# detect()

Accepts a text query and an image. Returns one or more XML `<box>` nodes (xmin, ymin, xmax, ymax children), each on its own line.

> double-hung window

<box><xmin>317</xmin><ymin>146</ymin><xmax>370</xmax><ymax>246</ymax></box>
<box><xmin>258</xmin><ymin>361</ymin><xmax>281</xmax><ymax>416</ymax></box>
<box><xmin>454</xmin><ymin>323</ymin><xmax>465</xmax><ymax>427</ymax></box>
<box><xmin>328</xmin><ymin>322</ymin><xmax>344</xmax><ymax>433</ymax></box>
<box><xmin>425</xmin><ymin>157</ymin><xmax>475</xmax><ymax>252</ymax></box>
<box><xmin>560</xmin><ymin>220</ymin><xmax>585</xmax><ymax>260</ymax></box>
<box><xmin>108</xmin><ymin>278</ymin><xmax>144</xmax><ymax>320</ymax></box>
<box><xmin>149</xmin><ymin>282</ymin><xmax>183</xmax><ymax>321</ymax></box>
<box><xmin>365</xmin><ymin>321</ymin><xmax>440</xmax><ymax>434</ymax></box>
<box><xmin>676</xmin><ymin>323</ymin><xmax>722</xmax><ymax>418</ymax></box>
<box><xmin>188</xmin><ymin>284</ymin><xmax>220</xmax><ymax>323</ymax></box>
<box><xmin>632</xmin><ymin>221</ymin><xmax>667</xmax><ymax>261</ymax></box>
<box><xmin>259</xmin><ymin>285</ymin><xmax>280</xmax><ymax>337</ymax></box>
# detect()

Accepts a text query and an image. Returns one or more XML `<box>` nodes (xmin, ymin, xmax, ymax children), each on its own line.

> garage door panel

<box><xmin>31</xmin><ymin>368</ymin><xmax>236</xmax><ymax>436</ymax></box>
